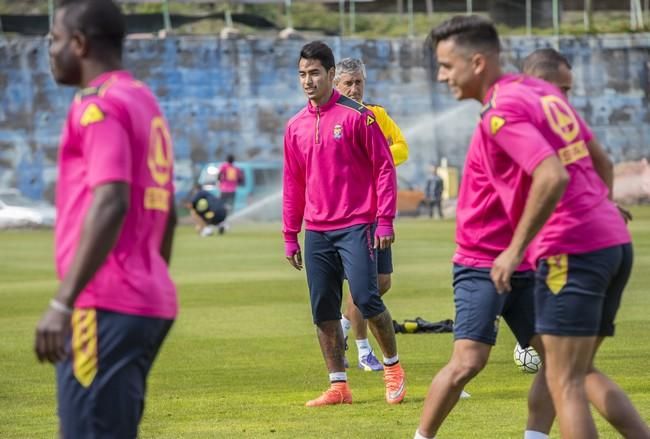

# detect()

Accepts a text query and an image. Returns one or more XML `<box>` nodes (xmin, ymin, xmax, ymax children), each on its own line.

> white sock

<box><xmin>200</xmin><ymin>226</ymin><xmax>214</xmax><ymax>236</ymax></box>
<box><xmin>329</xmin><ymin>372</ymin><xmax>347</xmax><ymax>383</ymax></box>
<box><xmin>524</xmin><ymin>431</ymin><xmax>549</xmax><ymax>439</ymax></box>
<box><xmin>356</xmin><ymin>339</ymin><xmax>372</xmax><ymax>358</ymax></box>
<box><xmin>383</xmin><ymin>354</ymin><xmax>399</xmax><ymax>366</ymax></box>
<box><xmin>340</xmin><ymin>316</ymin><xmax>351</xmax><ymax>338</ymax></box>
<box><xmin>414</xmin><ymin>430</ymin><xmax>434</xmax><ymax>439</ymax></box>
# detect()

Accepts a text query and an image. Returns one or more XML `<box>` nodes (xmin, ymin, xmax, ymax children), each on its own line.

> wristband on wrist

<box><xmin>50</xmin><ymin>299</ymin><xmax>73</xmax><ymax>315</ymax></box>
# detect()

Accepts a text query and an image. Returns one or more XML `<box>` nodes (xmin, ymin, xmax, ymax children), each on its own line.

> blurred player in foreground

<box><xmin>415</xmin><ymin>15</ymin><xmax>649</xmax><ymax>439</ymax></box>
<box><xmin>35</xmin><ymin>0</ymin><xmax>178</xmax><ymax>436</ymax></box>
<box><xmin>415</xmin><ymin>17</ymin><xmax>555</xmax><ymax>439</ymax></box>
<box><xmin>522</xmin><ymin>48</ymin><xmax>632</xmax><ymax>224</ymax></box>
<box><xmin>520</xmin><ymin>46</ymin><xmax>648</xmax><ymax>439</ymax></box>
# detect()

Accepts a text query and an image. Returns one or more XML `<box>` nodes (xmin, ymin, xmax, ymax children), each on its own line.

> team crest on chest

<box><xmin>333</xmin><ymin>124</ymin><xmax>343</xmax><ymax>139</ymax></box>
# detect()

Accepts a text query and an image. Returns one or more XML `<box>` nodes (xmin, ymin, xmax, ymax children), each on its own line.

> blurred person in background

<box><xmin>218</xmin><ymin>154</ymin><xmax>244</xmax><ymax>213</ymax></box>
<box><xmin>425</xmin><ymin>165</ymin><xmax>444</xmax><ymax>219</ymax></box>
<box><xmin>216</xmin><ymin>154</ymin><xmax>243</xmax><ymax>233</ymax></box>
<box><xmin>186</xmin><ymin>184</ymin><xmax>227</xmax><ymax>236</ymax></box>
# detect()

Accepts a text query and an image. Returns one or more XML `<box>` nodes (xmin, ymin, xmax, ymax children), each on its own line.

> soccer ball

<box><xmin>513</xmin><ymin>343</ymin><xmax>542</xmax><ymax>373</ymax></box>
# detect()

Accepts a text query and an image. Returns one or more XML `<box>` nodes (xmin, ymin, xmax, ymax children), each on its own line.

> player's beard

<box><xmin>51</xmin><ymin>41</ymin><xmax>82</xmax><ymax>86</ymax></box>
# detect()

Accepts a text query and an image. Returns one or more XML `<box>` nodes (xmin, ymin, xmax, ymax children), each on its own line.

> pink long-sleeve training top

<box><xmin>282</xmin><ymin>89</ymin><xmax>397</xmax><ymax>243</ymax></box>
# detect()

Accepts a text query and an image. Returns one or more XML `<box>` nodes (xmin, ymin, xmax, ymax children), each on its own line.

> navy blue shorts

<box><xmin>453</xmin><ymin>264</ymin><xmax>536</xmax><ymax>347</ymax></box>
<box><xmin>57</xmin><ymin>309</ymin><xmax>173</xmax><ymax>439</ymax></box>
<box><xmin>305</xmin><ymin>224</ymin><xmax>386</xmax><ymax>324</ymax></box>
<box><xmin>377</xmin><ymin>247</ymin><xmax>393</xmax><ymax>275</ymax></box>
<box><xmin>535</xmin><ymin>243</ymin><xmax>633</xmax><ymax>337</ymax></box>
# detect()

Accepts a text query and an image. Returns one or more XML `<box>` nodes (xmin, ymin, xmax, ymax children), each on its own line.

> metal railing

<box><xmin>26</xmin><ymin>0</ymin><xmax>650</xmax><ymax>38</ymax></box>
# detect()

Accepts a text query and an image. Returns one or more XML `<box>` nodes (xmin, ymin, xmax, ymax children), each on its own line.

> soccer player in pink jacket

<box><xmin>283</xmin><ymin>41</ymin><xmax>406</xmax><ymax>407</ymax></box>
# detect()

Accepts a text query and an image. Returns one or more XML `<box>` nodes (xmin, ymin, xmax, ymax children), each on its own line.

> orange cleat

<box><xmin>305</xmin><ymin>383</ymin><xmax>352</xmax><ymax>407</ymax></box>
<box><xmin>384</xmin><ymin>363</ymin><xmax>406</xmax><ymax>404</ymax></box>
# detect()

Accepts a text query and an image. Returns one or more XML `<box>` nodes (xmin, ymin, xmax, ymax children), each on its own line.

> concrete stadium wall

<box><xmin>0</xmin><ymin>34</ymin><xmax>648</xmax><ymax>202</ymax></box>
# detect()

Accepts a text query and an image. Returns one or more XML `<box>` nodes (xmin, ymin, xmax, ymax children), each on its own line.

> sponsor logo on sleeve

<box><xmin>490</xmin><ymin>115</ymin><xmax>506</xmax><ymax>135</ymax></box>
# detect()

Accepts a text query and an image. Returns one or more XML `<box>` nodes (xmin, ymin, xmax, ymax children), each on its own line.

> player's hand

<box><xmin>374</xmin><ymin>223</ymin><xmax>395</xmax><ymax>250</ymax></box>
<box><xmin>617</xmin><ymin>204</ymin><xmax>633</xmax><ymax>224</ymax></box>
<box><xmin>491</xmin><ymin>247</ymin><xmax>524</xmax><ymax>294</ymax></box>
<box><xmin>34</xmin><ymin>306</ymin><xmax>71</xmax><ymax>364</ymax></box>
<box><xmin>374</xmin><ymin>234</ymin><xmax>395</xmax><ymax>250</ymax></box>
<box><xmin>286</xmin><ymin>250</ymin><xmax>303</xmax><ymax>270</ymax></box>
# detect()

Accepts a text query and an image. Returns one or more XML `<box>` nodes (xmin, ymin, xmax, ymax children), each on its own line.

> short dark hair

<box><xmin>299</xmin><ymin>41</ymin><xmax>335</xmax><ymax>72</ymax></box>
<box><xmin>58</xmin><ymin>0</ymin><xmax>125</xmax><ymax>56</ymax></box>
<box><xmin>226</xmin><ymin>154</ymin><xmax>235</xmax><ymax>164</ymax></box>
<box><xmin>427</xmin><ymin>15</ymin><xmax>500</xmax><ymax>54</ymax></box>
<box><xmin>522</xmin><ymin>48</ymin><xmax>572</xmax><ymax>80</ymax></box>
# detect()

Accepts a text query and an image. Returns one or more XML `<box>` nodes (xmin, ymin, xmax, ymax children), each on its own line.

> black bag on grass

<box><xmin>393</xmin><ymin>317</ymin><xmax>454</xmax><ymax>334</ymax></box>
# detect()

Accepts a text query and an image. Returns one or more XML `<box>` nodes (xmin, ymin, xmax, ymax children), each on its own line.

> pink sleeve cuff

<box><xmin>283</xmin><ymin>232</ymin><xmax>298</xmax><ymax>243</ymax></box>
<box><xmin>377</xmin><ymin>217</ymin><xmax>393</xmax><ymax>227</ymax></box>
<box><xmin>375</xmin><ymin>223</ymin><xmax>393</xmax><ymax>238</ymax></box>
<box><xmin>285</xmin><ymin>241</ymin><xmax>300</xmax><ymax>257</ymax></box>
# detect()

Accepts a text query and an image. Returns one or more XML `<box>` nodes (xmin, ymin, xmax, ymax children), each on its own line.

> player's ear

<box><xmin>328</xmin><ymin>67</ymin><xmax>336</xmax><ymax>82</ymax></box>
<box><xmin>70</xmin><ymin>30</ymin><xmax>88</xmax><ymax>57</ymax></box>
<box><xmin>471</xmin><ymin>52</ymin><xmax>487</xmax><ymax>76</ymax></box>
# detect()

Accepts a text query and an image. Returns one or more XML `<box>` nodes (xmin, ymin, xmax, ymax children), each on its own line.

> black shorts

<box><xmin>304</xmin><ymin>224</ymin><xmax>386</xmax><ymax>324</ymax></box>
<box><xmin>535</xmin><ymin>243</ymin><xmax>633</xmax><ymax>337</ymax></box>
<box><xmin>57</xmin><ymin>309</ymin><xmax>173</xmax><ymax>438</ymax></box>
<box><xmin>453</xmin><ymin>264</ymin><xmax>536</xmax><ymax>347</ymax></box>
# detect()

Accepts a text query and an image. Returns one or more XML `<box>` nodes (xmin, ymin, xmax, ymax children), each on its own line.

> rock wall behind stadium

<box><xmin>1</xmin><ymin>34</ymin><xmax>648</xmax><ymax>201</ymax></box>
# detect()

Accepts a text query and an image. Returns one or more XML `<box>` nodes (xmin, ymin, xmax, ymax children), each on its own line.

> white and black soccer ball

<box><xmin>513</xmin><ymin>343</ymin><xmax>542</xmax><ymax>373</ymax></box>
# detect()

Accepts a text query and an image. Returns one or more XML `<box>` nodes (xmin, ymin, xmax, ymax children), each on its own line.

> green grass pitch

<box><xmin>1</xmin><ymin>208</ymin><xmax>649</xmax><ymax>438</ymax></box>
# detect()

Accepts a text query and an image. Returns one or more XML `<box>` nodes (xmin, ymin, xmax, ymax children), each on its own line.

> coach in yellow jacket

<box><xmin>334</xmin><ymin>57</ymin><xmax>409</xmax><ymax>372</ymax></box>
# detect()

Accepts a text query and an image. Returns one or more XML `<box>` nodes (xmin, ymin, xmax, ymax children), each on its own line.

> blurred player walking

<box><xmin>35</xmin><ymin>1</ymin><xmax>178</xmax><ymax>437</ymax></box>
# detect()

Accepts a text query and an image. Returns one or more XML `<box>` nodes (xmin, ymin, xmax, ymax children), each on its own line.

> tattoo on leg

<box><xmin>368</xmin><ymin>310</ymin><xmax>397</xmax><ymax>358</ymax></box>
<box><xmin>316</xmin><ymin>321</ymin><xmax>346</xmax><ymax>372</ymax></box>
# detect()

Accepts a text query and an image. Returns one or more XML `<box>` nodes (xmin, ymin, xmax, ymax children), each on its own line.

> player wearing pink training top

<box><xmin>34</xmin><ymin>1</ymin><xmax>177</xmax><ymax>437</ymax></box>
<box><xmin>415</xmin><ymin>16</ymin><xmax>648</xmax><ymax>439</ymax></box>
<box><xmin>520</xmin><ymin>48</ymin><xmax>650</xmax><ymax>439</ymax></box>
<box><xmin>415</xmin><ymin>17</ymin><xmax>556</xmax><ymax>439</ymax></box>
<box><xmin>521</xmin><ymin>48</ymin><xmax>634</xmax><ymax>225</ymax></box>
<box><xmin>217</xmin><ymin>154</ymin><xmax>243</xmax><ymax>213</ymax></box>
<box><xmin>283</xmin><ymin>41</ymin><xmax>405</xmax><ymax>407</ymax></box>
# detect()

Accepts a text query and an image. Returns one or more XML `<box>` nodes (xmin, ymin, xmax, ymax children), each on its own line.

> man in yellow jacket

<box><xmin>334</xmin><ymin>57</ymin><xmax>409</xmax><ymax>371</ymax></box>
